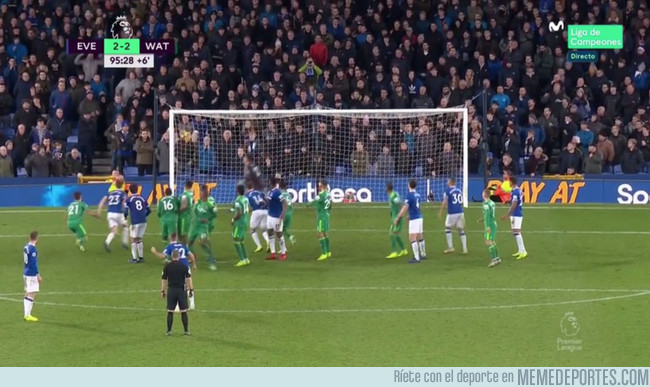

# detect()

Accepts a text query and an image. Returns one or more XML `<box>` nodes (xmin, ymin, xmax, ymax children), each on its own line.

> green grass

<box><xmin>0</xmin><ymin>203</ymin><xmax>648</xmax><ymax>366</ymax></box>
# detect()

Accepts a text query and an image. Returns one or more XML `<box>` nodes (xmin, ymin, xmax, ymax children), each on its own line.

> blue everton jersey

<box><xmin>246</xmin><ymin>190</ymin><xmax>266</xmax><ymax>211</ymax></box>
<box><xmin>125</xmin><ymin>195</ymin><xmax>150</xmax><ymax>224</ymax></box>
<box><xmin>107</xmin><ymin>190</ymin><xmax>126</xmax><ymax>214</ymax></box>
<box><xmin>511</xmin><ymin>186</ymin><xmax>524</xmax><ymax>217</ymax></box>
<box><xmin>444</xmin><ymin>186</ymin><xmax>464</xmax><ymax>214</ymax></box>
<box><xmin>163</xmin><ymin>242</ymin><xmax>190</xmax><ymax>268</ymax></box>
<box><xmin>267</xmin><ymin>188</ymin><xmax>285</xmax><ymax>217</ymax></box>
<box><xmin>23</xmin><ymin>243</ymin><xmax>39</xmax><ymax>276</ymax></box>
<box><xmin>405</xmin><ymin>191</ymin><xmax>422</xmax><ymax>220</ymax></box>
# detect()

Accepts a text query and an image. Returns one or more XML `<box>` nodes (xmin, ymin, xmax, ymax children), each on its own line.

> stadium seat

<box><xmin>613</xmin><ymin>165</ymin><xmax>622</xmax><ymax>174</ymax></box>
<box><xmin>17</xmin><ymin>168</ymin><xmax>27</xmax><ymax>176</ymax></box>
<box><xmin>1</xmin><ymin>127</ymin><xmax>15</xmax><ymax>140</ymax></box>
<box><xmin>335</xmin><ymin>166</ymin><xmax>345</xmax><ymax>175</ymax></box>
<box><xmin>71</xmin><ymin>126</ymin><xmax>79</xmax><ymax>136</ymax></box>
<box><xmin>123</xmin><ymin>166</ymin><xmax>138</xmax><ymax>176</ymax></box>
<box><xmin>415</xmin><ymin>166</ymin><xmax>423</xmax><ymax>177</ymax></box>
<box><xmin>66</xmin><ymin>135</ymin><xmax>78</xmax><ymax>151</ymax></box>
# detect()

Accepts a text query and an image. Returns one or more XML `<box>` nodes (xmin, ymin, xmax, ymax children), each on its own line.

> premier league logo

<box><xmin>110</xmin><ymin>16</ymin><xmax>133</xmax><ymax>39</ymax></box>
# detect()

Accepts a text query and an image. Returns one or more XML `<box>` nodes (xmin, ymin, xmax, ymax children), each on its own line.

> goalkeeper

<box><xmin>478</xmin><ymin>188</ymin><xmax>501</xmax><ymax>268</ymax></box>
<box><xmin>385</xmin><ymin>182</ymin><xmax>408</xmax><ymax>259</ymax></box>
<box><xmin>279</xmin><ymin>180</ymin><xmax>296</xmax><ymax>244</ymax></box>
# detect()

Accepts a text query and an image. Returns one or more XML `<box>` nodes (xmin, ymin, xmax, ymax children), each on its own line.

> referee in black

<box><xmin>161</xmin><ymin>250</ymin><xmax>194</xmax><ymax>336</ymax></box>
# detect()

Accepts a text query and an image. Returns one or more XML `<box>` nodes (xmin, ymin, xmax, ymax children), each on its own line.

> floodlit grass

<box><xmin>0</xmin><ymin>203</ymin><xmax>648</xmax><ymax>366</ymax></box>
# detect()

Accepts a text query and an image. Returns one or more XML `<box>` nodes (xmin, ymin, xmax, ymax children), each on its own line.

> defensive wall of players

<box><xmin>0</xmin><ymin>176</ymin><xmax>650</xmax><ymax>206</ymax></box>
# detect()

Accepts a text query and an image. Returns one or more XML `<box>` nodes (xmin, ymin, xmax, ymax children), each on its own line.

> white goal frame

<box><xmin>168</xmin><ymin>108</ymin><xmax>469</xmax><ymax>207</ymax></box>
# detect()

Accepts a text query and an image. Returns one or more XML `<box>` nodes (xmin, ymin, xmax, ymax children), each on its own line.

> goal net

<box><xmin>167</xmin><ymin>108</ymin><xmax>468</xmax><ymax>207</ymax></box>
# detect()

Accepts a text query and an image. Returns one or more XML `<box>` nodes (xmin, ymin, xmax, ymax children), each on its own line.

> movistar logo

<box><xmin>549</xmin><ymin>21</ymin><xmax>565</xmax><ymax>32</ymax></box>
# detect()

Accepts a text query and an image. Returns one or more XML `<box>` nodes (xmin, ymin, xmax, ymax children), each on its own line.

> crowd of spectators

<box><xmin>1</xmin><ymin>0</ymin><xmax>650</xmax><ymax>179</ymax></box>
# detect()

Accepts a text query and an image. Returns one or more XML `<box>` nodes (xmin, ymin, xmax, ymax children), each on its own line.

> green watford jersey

<box><xmin>193</xmin><ymin>199</ymin><xmax>216</xmax><ymax>225</ymax></box>
<box><xmin>158</xmin><ymin>195</ymin><xmax>179</xmax><ymax>221</ymax></box>
<box><xmin>312</xmin><ymin>190</ymin><xmax>332</xmax><ymax>218</ymax></box>
<box><xmin>67</xmin><ymin>201</ymin><xmax>88</xmax><ymax>224</ymax></box>
<box><xmin>281</xmin><ymin>190</ymin><xmax>293</xmax><ymax>215</ymax></box>
<box><xmin>483</xmin><ymin>199</ymin><xmax>497</xmax><ymax>229</ymax></box>
<box><xmin>179</xmin><ymin>190</ymin><xmax>194</xmax><ymax>219</ymax></box>
<box><xmin>389</xmin><ymin>191</ymin><xmax>402</xmax><ymax>220</ymax></box>
<box><xmin>232</xmin><ymin>195</ymin><xmax>250</xmax><ymax>226</ymax></box>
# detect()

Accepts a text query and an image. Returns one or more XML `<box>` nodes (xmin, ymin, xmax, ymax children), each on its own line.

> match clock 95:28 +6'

<box><xmin>104</xmin><ymin>54</ymin><xmax>155</xmax><ymax>69</ymax></box>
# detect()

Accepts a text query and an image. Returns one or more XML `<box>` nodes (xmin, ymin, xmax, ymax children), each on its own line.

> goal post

<box><xmin>167</xmin><ymin>108</ymin><xmax>469</xmax><ymax>207</ymax></box>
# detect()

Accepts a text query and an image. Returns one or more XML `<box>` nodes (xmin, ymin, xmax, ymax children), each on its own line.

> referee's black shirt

<box><xmin>162</xmin><ymin>260</ymin><xmax>191</xmax><ymax>289</ymax></box>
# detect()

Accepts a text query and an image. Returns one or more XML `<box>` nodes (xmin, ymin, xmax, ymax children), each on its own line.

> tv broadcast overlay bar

<box><xmin>104</xmin><ymin>54</ymin><xmax>155</xmax><ymax>69</ymax></box>
<box><xmin>66</xmin><ymin>39</ymin><xmax>175</xmax><ymax>55</ymax></box>
<box><xmin>568</xmin><ymin>24</ymin><xmax>623</xmax><ymax>49</ymax></box>
<box><xmin>567</xmin><ymin>50</ymin><xmax>598</xmax><ymax>62</ymax></box>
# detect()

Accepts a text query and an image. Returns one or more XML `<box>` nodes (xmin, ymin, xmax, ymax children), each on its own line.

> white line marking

<box><xmin>0</xmin><ymin>229</ymin><xmax>646</xmax><ymax>238</ymax></box>
<box><xmin>0</xmin><ymin>286</ymin><xmax>646</xmax><ymax>297</ymax></box>
<box><xmin>0</xmin><ymin>291</ymin><xmax>647</xmax><ymax>314</ymax></box>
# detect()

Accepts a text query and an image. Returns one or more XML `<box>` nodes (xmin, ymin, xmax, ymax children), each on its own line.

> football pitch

<box><xmin>0</xmin><ymin>203</ymin><xmax>648</xmax><ymax>367</ymax></box>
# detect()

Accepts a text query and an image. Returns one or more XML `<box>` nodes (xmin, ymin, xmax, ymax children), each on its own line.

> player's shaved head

<box><xmin>386</xmin><ymin>182</ymin><xmax>394</xmax><ymax>191</ymax></box>
<box><xmin>130</xmin><ymin>184</ymin><xmax>139</xmax><ymax>194</ymax></box>
<box><xmin>74</xmin><ymin>191</ymin><xmax>82</xmax><ymax>200</ymax></box>
<box><xmin>170</xmin><ymin>232</ymin><xmax>178</xmax><ymax>241</ymax></box>
<box><xmin>483</xmin><ymin>188</ymin><xmax>490</xmax><ymax>198</ymax></box>
<box><xmin>409</xmin><ymin>179</ymin><xmax>417</xmax><ymax>189</ymax></box>
<box><xmin>448</xmin><ymin>178</ymin><xmax>456</xmax><ymax>186</ymax></box>
<box><xmin>165</xmin><ymin>187</ymin><xmax>172</xmax><ymax>196</ymax></box>
<box><xmin>236</xmin><ymin>184</ymin><xmax>245</xmax><ymax>195</ymax></box>
<box><xmin>29</xmin><ymin>231</ymin><xmax>38</xmax><ymax>241</ymax></box>
<box><xmin>185</xmin><ymin>180</ymin><xmax>193</xmax><ymax>189</ymax></box>
<box><xmin>171</xmin><ymin>250</ymin><xmax>180</xmax><ymax>260</ymax></box>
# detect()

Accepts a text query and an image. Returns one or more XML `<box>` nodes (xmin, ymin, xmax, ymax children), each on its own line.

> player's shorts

<box><xmin>130</xmin><ymin>223</ymin><xmax>147</xmax><ymax>239</ymax></box>
<box><xmin>178</xmin><ymin>217</ymin><xmax>191</xmax><ymax>236</ymax></box>
<box><xmin>189</xmin><ymin>224</ymin><xmax>209</xmax><ymax>242</ymax></box>
<box><xmin>266</xmin><ymin>216</ymin><xmax>283</xmax><ymax>232</ymax></box>
<box><xmin>107</xmin><ymin>212</ymin><xmax>127</xmax><ymax>229</ymax></box>
<box><xmin>445</xmin><ymin>213</ymin><xmax>466</xmax><ymax>229</ymax></box>
<box><xmin>317</xmin><ymin>215</ymin><xmax>330</xmax><ymax>233</ymax></box>
<box><xmin>67</xmin><ymin>222</ymin><xmax>87</xmax><ymax>239</ymax></box>
<box><xmin>409</xmin><ymin>218</ymin><xmax>423</xmax><ymax>234</ymax></box>
<box><xmin>161</xmin><ymin>220</ymin><xmax>178</xmax><ymax>240</ymax></box>
<box><xmin>510</xmin><ymin>216</ymin><xmax>523</xmax><ymax>230</ymax></box>
<box><xmin>250</xmin><ymin>210</ymin><xmax>268</xmax><ymax>230</ymax></box>
<box><xmin>484</xmin><ymin>225</ymin><xmax>497</xmax><ymax>241</ymax></box>
<box><xmin>390</xmin><ymin>217</ymin><xmax>403</xmax><ymax>233</ymax></box>
<box><xmin>166</xmin><ymin>287</ymin><xmax>188</xmax><ymax>311</ymax></box>
<box><xmin>23</xmin><ymin>275</ymin><xmax>39</xmax><ymax>293</ymax></box>
<box><xmin>232</xmin><ymin>222</ymin><xmax>248</xmax><ymax>240</ymax></box>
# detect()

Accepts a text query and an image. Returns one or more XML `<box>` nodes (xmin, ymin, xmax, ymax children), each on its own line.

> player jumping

<box><xmin>395</xmin><ymin>179</ymin><xmax>426</xmax><ymax>263</ymax></box>
<box><xmin>501</xmin><ymin>176</ymin><xmax>528</xmax><ymax>259</ymax></box>
<box><xmin>479</xmin><ymin>189</ymin><xmax>501</xmax><ymax>267</ymax></box>
<box><xmin>67</xmin><ymin>191</ymin><xmax>91</xmax><ymax>251</ymax></box>
<box><xmin>158</xmin><ymin>187</ymin><xmax>180</xmax><ymax>243</ymax></box>
<box><xmin>97</xmin><ymin>176</ymin><xmax>129</xmax><ymax>252</ymax></box>
<box><xmin>245</xmin><ymin>182</ymin><xmax>269</xmax><ymax>252</ymax></box>
<box><xmin>307</xmin><ymin>180</ymin><xmax>332</xmax><ymax>261</ymax></box>
<box><xmin>178</xmin><ymin>181</ymin><xmax>194</xmax><ymax>245</ymax></box>
<box><xmin>279</xmin><ymin>180</ymin><xmax>296</xmax><ymax>245</ymax></box>
<box><xmin>265</xmin><ymin>177</ymin><xmax>288</xmax><ymax>261</ymax></box>
<box><xmin>151</xmin><ymin>232</ymin><xmax>197</xmax><ymax>310</ymax></box>
<box><xmin>386</xmin><ymin>182</ymin><xmax>408</xmax><ymax>259</ymax></box>
<box><xmin>189</xmin><ymin>184</ymin><xmax>217</xmax><ymax>270</ymax></box>
<box><xmin>438</xmin><ymin>178</ymin><xmax>468</xmax><ymax>254</ymax></box>
<box><xmin>231</xmin><ymin>184</ymin><xmax>251</xmax><ymax>267</ymax></box>
<box><xmin>23</xmin><ymin>231</ymin><xmax>41</xmax><ymax>322</ymax></box>
<box><xmin>125</xmin><ymin>184</ymin><xmax>150</xmax><ymax>263</ymax></box>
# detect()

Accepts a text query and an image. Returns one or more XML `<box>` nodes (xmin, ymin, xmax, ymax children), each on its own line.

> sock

<box><xmin>121</xmin><ymin>228</ymin><xmax>129</xmax><ymax>245</ymax></box>
<box><xmin>24</xmin><ymin>297</ymin><xmax>33</xmax><ymax>317</ymax></box>
<box><xmin>395</xmin><ymin>235</ymin><xmax>405</xmax><ymax>251</ymax></box>
<box><xmin>240</xmin><ymin>242</ymin><xmax>248</xmax><ymax>260</ymax></box>
<box><xmin>488</xmin><ymin>244</ymin><xmax>496</xmax><ymax>259</ymax></box>
<box><xmin>106</xmin><ymin>232</ymin><xmax>115</xmax><ymax>245</ymax></box>
<box><xmin>251</xmin><ymin>232</ymin><xmax>262</xmax><ymax>249</ymax></box>
<box><xmin>445</xmin><ymin>229</ymin><xmax>453</xmax><ymax>249</ymax></box>
<box><xmin>201</xmin><ymin>243</ymin><xmax>213</xmax><ymax>259</ymax></box>
<box><xmin>324</xmin><ymin>237</ymin><xmax>330</xmax><ymax>253</ymax></box>
<box><xmin>460</xmin><ymin>231</ymin><xmax>467</xmax><ymax>251</ymax></box>
<box><xmin>279</xmin><ymin>236</ymin><xmax>287</xmax><ymax>254</ymax></box>
<box><xmin>181</xmin><ymin>312</ymin><xmax>189</xmax><ymax>332</ymax></box>
<box><xmin>515</xmin><ymin>233</ymin><xmax>527</xmax><ymax>253</ymax></box>
<box><xmin>319</xmin><ymin>238</ymin><xmax>327</xmax><ymax>254</ymax></box>
<box><xmin>137</xmin><ymin>241</ymin><xmax>144</xmax><ymax>259</ymax></box>
<box><xmin>131</xmin><ymin>243</ymin><xmax>138</xmax><ymax>260</ymax></box>
<box><xmin>411</xmin><ymin>241</ymin><xmax>420</xmax><ymax>260</ymax></box>
<box><xmin>493</xmin><ymin>243</ymin><xmax>500</xmax><ymax>259</ymax></box>
<box><xmin>269</xmin><ymin>235</ymin><xmax>276</xmax><ymax>253</ymax></box>
<box><xmin>262</xmin><ymin>231</ymin><xmax>269</xmax><ymax>244</ymax></box>
<box><xmin>418</xmin><ymin>239</ymin><xmax>426</xmax><ymax>257</ymax></box>
<box><xmin>79</xmin><ymin>237</ymin><xmax>86</xmax><ymax>247</ymax></box>
<box><xmin>390</xmin><ymin>234</ymin><xmax>397</xmax><ymax>252</ymax></box>
<box><xmin>234</xmin><ymin>242</ymin><xmax>243</xmax><ymax>259</ymax></box>
<box><xmin>167</xmin><ymin>312</ymin><xmax>174</xmax><ymax>332</ymax></box>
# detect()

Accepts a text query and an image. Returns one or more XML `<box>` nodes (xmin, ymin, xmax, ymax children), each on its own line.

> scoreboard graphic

<box><xmin>66</xmin><ymin>16</ymin><xmax>175</xmax><ymax>69</ymax></box>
